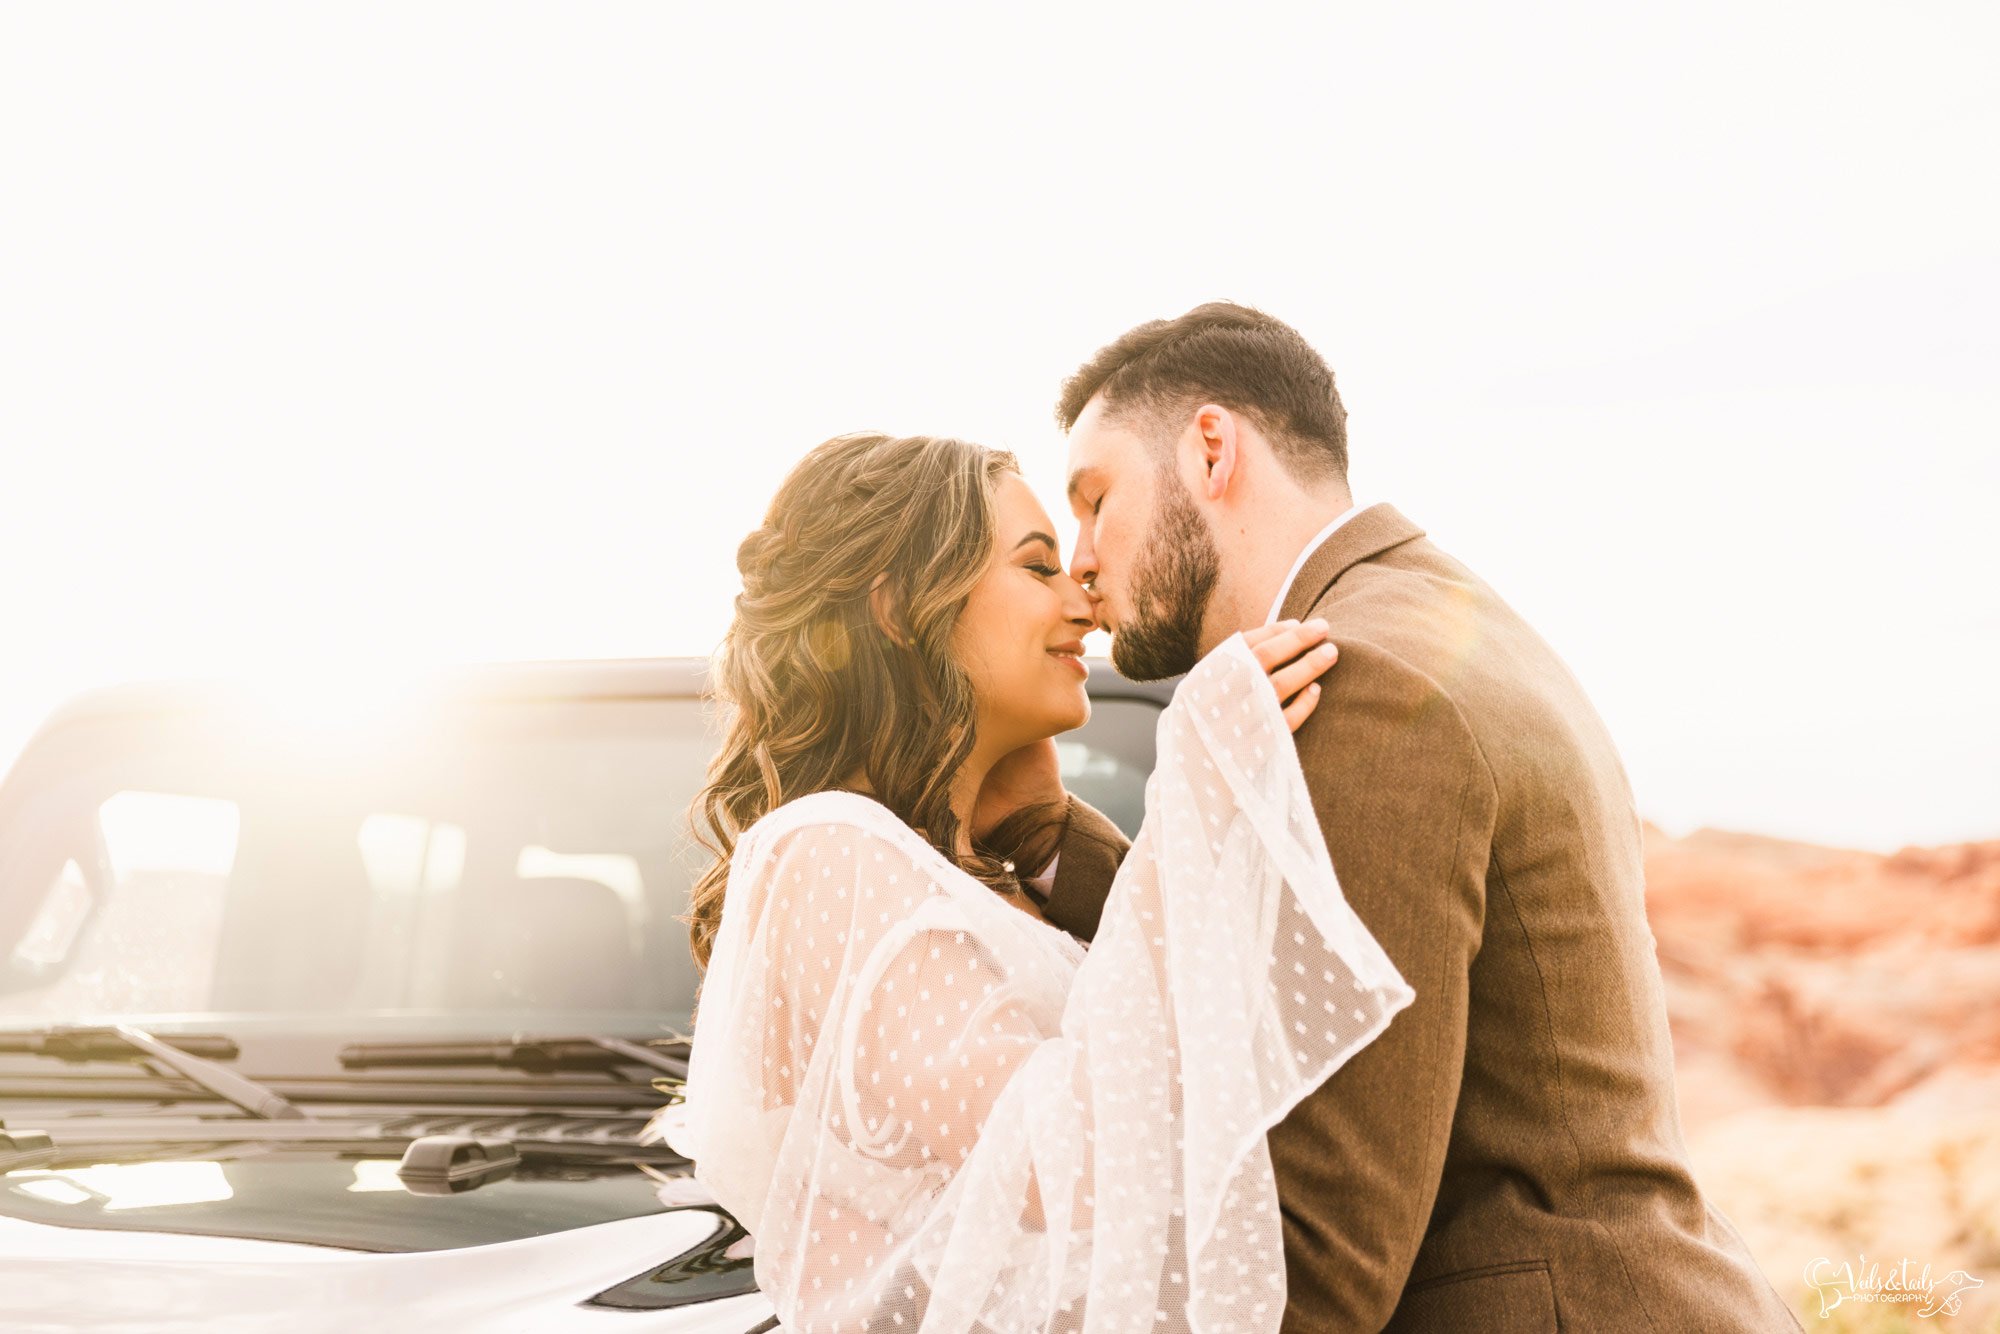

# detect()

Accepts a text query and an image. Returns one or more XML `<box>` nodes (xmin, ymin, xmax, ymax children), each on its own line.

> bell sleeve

<box><xmin>676</xmin><ymin>631</ymin><xmax>1415</xmax><ymax>1334</ymax></box>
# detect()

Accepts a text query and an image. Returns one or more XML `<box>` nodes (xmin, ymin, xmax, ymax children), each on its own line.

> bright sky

<box><xmin>2</xmin><ymin>4</ymin><xmax>1994</xmax><ymax>852</ymax></box>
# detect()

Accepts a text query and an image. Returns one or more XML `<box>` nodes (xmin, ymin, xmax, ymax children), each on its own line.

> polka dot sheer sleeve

<box><xmin>673</xmin><ymin>631</ymin><xmax>1416</xmax><ymax>1333</ymax></box>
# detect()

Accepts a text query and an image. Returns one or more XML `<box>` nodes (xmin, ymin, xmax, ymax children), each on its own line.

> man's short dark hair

<box><xmin>1056</xmin><ymin>301</ymin><xmax>1348</xmax><ymax>484</ymax></box>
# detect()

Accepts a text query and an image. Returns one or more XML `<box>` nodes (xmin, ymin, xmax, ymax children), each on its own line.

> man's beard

<box><xmin>1109</xmin><ymin>479</ymin><xmax>1221</xmax><ymax>682</ymax></box>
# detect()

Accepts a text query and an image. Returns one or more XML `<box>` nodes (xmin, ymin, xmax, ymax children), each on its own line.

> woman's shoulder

<box><xmin>736</xmin><ymin>789</ymin><xmax>945</xmax><ymax>873</ymax></box>
<box><xmin>742</xmin><ymin>788</ymin><xmax>906</xmax><ymax>841</ymax></box>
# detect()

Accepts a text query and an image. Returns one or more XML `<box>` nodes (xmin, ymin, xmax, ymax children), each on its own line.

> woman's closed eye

<box><xmin>1026</xmin><ymin>562</ymin><xmax>1063</xmax><ymax>578</ymax></box>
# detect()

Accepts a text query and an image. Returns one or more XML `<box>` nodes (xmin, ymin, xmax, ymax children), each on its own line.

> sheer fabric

<box><xmin>671</xmin><ymin>632</ymin><xmax>1416</xmax><ymax>1332</ymax></box>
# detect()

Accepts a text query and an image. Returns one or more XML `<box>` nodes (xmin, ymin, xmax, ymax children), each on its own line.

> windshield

<box><xmin>0</xmin><ymin>693</ymin><xmax>714</xmax><ymax>1037</ymax></box>
<box><xmin>0</xmin><ymin>685</ymin><xmax>1161</xmax><ymax>1041</ymax></box>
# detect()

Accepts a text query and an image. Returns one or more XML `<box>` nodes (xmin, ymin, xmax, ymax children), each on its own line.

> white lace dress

<box><xmin>671</xmin><ymin>632</ymin><xmax>1415</xmax><ymax>1333</ymax></box>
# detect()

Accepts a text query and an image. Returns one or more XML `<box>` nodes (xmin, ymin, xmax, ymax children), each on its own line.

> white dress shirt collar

<box><xmin>1264</xmin><ymin>501</ymin><xmax>1374</xmax><ymax>625</ymax></box>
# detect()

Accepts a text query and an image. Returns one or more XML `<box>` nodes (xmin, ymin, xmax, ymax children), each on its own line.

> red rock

<box><xmin>1644</xmin><ymin>829</ymin><xmax>2000</xmax><ymax>1113</ymax></box>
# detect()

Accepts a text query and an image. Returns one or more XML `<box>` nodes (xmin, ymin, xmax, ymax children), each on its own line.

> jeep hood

<box><xmin>0</xmin><ymin>1205</ymin><xmax>773</xmax><ymax>1332</ymax></box>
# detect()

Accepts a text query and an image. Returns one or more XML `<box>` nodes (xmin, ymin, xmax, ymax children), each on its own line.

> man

<box><xmin>1041</xmin><ymin>303</ymin><xmax>1801</xmax><ymax>1331</ymax></box>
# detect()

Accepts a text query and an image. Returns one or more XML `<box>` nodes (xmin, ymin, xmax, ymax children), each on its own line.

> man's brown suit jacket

<box><xmin>1046</xmin><ymin>505</ymin><xmax>1800</xmax><ymax>1332</ymax></box>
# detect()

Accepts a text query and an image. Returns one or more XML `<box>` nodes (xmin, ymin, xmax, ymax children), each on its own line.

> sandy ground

<box><xmin>1648</xmin><ymin>829</ymin><xmax>2000</xmax><ymax>1331</ymax></box>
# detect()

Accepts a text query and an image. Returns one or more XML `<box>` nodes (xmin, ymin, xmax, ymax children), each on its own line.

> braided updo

<box><xmin>684</xmin><ymin>432</ymin><xmax>1065</xmax><ymax>969</ymax></box>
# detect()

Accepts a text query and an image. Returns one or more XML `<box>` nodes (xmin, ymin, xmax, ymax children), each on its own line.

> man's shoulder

<box><xmin>1304</xmin><ymin>590</ymin><xmax>1477</xmax><ymax>720</ymax></box>
<box><xmin>1303</xmin><ymin>538</ymin><xmax>1515</xmax><ymax>699</ymax></box>
<box><xmin>1289</xmin><ymin>540</ymin><xmax>1511</xmax><ymax>775</ymax></box>
<box><xmin>1299</xmin><ymin>534</ymin><xmax>1624</xmax><ymax>798</ymax></box>
<box><xmin>1308</xmin><ymin>533</ymin><xmax>1474</xmax><ymax>620</ymax></box>
<box><xmin>1293</xmin><ymin>630</ymin><xmax>1487</xmax><ymax>780</ymax></box>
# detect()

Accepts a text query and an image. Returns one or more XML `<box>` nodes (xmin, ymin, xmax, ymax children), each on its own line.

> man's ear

<box><xmin>868</xmin><ymin>572</ymin><xmax>909</xmax><ymax>647</ymax></box>
<box><xmin>1192</xmin><ymin>404</ymin><xmax>1240</xmax><ymax>501</ymax></box>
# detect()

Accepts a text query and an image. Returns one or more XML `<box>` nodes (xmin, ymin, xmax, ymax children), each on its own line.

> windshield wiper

<box><xmin>338</xmin><ymin>1035</ymin><xmax>689</xmax><ymax>1081</ymax></box>
<box><xmin>0</xmin><ymin>1029</ymin><xmax>240</xmax><ymax>1062</ymax></box>
<box><xmin>0</xmin><ymin>1024</ymin><xmax>307</xmax><ymax>1121</ymax></box>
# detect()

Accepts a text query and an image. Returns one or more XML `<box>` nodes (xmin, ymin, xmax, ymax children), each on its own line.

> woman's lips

<box><xmin>1048</xmin><ymin>648</ymin><xmax>1089</xmax><ymax>678</ymax></box>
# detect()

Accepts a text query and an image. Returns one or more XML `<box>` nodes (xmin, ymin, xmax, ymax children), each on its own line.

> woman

<box><xmin>665</xmin><ymin>432</ymin><xmax>1413</xmax><ymax>1333</ymax></box>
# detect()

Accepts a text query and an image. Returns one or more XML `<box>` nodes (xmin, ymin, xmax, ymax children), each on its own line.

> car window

<box><xmin>0</xmin><ymin>684</ymin><xmax>1164</xmax><ymax>1036</ymax></box>
<box><xmin>1059</xmin><ymin>697</ymin><xmax>1159</xmax><ymax>841</ymax></box>
<box><xmin>0</xmin><ymin>697</ymin><xmax>716</xmax><ymax>1034</ymax></box>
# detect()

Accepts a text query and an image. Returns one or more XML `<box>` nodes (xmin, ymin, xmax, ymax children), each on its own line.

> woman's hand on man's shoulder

<box><xmin>1241</xmin><ymin>618</ymin><xmax>1339</xmax><ymax>733</ymax></box>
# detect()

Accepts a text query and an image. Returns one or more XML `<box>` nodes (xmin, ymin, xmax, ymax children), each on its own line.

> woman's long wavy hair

<box><xmin>683</xmin><ymin>432</ymin><xmax>1069</xmax><ymax>969</ymax></box>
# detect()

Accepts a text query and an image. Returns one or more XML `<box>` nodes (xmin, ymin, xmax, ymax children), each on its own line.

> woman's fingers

<box><xmin>1269</xmin><ymin>637</ymin><xmax>1338</xmax><ymax>703</ymax></box>
<box><xmin>1280</xmin><ymin>681</ymin><xmax>1323</xmax><ymax>733</ymax></box>
<box><xmin>1245</xmin><ymin>618</ymin><xmax>1339</xmax><ymax>719</ymax></box>
<box><xmin>1243</xmin><ymin>617</ymin><xmax>1331</xmax><ymax>671</ymax></box>
<box><xmin>1243</xmin><ymin>619</ymin><xmax>1337</xmax><ymax>733</ymax></box>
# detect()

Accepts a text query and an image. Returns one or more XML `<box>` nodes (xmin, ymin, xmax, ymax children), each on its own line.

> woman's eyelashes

<box><xmin>1026</xmin><ymin>561</ymin><xmax>1063</xmax><ymax>578</ymax></box>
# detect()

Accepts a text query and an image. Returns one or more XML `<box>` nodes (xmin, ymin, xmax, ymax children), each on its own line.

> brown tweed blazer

<box><xmin>1045</xmin><ymin>505</ymin><xmax>1800</xmax><ymax>1333</ymax></box>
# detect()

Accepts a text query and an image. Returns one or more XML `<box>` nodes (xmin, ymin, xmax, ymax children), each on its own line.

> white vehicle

<box><xmin>0</xmin><ymin>658</ymin><xmax>1167</xmax><ymax>1332</ymax></box>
